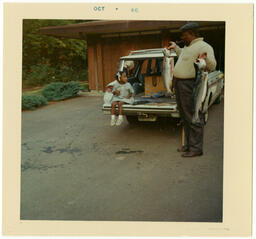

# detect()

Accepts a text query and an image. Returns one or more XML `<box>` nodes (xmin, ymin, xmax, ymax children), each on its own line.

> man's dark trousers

<box><xmin>174</xmin><ymin>78</ymin><xmax>205</xmax><ymax>153</ymax></box>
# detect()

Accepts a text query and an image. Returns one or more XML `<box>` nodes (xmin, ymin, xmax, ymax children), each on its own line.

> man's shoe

<box><xmin>181</xmin><ymin>151</ymin><xmax>203</xmax><ymax>157</ymax></box>
<box><xmin>177</xmin><ymin>146</ymin><xmax>189</xmax><ymax>152</ymax></box>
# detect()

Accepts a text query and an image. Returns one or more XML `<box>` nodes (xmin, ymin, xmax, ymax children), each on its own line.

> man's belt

<box><xmin>173</xmin><ymin>77</ymin><xmax>195</xmax><ymax>81</ymax></box>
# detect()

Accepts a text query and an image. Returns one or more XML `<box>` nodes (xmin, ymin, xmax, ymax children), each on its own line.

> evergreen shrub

<box><xmin>22</xmin><ymin>94</ymin><xmax>48</xmax><ymax>110</ymax></box>
<box><xmin>42</xmin><ymin>81</ymin><xmax>84</xmax><ymax>101</ymax></box>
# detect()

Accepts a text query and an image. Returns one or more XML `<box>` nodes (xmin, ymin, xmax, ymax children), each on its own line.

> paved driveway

<box><xmin>21</xmin><ymin>96</ymin><xmax>223</xmax><ymax>222</ymax></box>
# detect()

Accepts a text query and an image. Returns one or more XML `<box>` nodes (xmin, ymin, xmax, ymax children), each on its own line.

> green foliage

<box><xmin>25</xmin><ymin>63</ymin><xmax>55</xmax><ymax>86</ymax></box>
<box><xmin>22</xmin><ymin>19</ymin><xmax>89</xmax><ymax>86</ymax></box>
<box><xmin>53</xmin><ymin>66</ymin><xmax>88</xmax><ymax>82</ymax></box>
<box><xmin>23</xmin><ymin>62</ymin><xmax>88</xmax><ymax>86</ymax></box>
<box><xmin>22</xmin><ymin>94</ymin><xmax>48</xmax><ymax>110</ymax></box>
<box><xmin>42</xmin><ymin>81</ymin><xmax>84</xmax><ymax>101</ymax></box>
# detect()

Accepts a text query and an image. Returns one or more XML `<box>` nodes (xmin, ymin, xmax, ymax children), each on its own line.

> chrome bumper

<box><xmin>102</xmin><ymin>105</ymin><xmax>180</xmax><ymax>118</ymax></box>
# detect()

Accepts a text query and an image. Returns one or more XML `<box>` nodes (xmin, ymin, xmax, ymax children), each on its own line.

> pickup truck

<box><xmin>102</xmin><ymin>48</ymin><xmax>224</xmax><ymax>124</ymax></box>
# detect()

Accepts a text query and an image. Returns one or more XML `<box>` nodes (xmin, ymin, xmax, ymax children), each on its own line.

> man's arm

<box><xmin>174</xmin><ymin>45</ymin><xmax>182</xmax><ymax>57</ymax></box>
<box><xmin>201</xmin><ymin>45</ymin><xmax>217</xmax><ymax>72</ymax></box>
<box><xmin>168</xmin><ymin>41</ymin><xmax>182</xmax><ymax>57</ymax></box>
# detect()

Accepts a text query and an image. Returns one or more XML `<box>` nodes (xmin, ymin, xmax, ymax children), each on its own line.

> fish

<box><xmin>192</xmin><ymin>58</ymin><xmax>208</xmax><ymax>124</ymax></box>
<box><xmin>162</xmin><ymin>48</ymin><xmax>175</xmax><ymax>96</ymax></box>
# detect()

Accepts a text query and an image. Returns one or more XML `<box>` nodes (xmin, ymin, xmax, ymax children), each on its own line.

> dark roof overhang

<box><xmin>40</xmin><ymin>20</ymin><xmax>225</xmax><ymax>40</ymax></box>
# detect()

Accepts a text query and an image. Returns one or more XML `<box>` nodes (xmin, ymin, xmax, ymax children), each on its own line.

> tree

<box><xmin>22</xmin><ymin>19</ymin><xmax>89</xmax><ymax>86</ymax></box>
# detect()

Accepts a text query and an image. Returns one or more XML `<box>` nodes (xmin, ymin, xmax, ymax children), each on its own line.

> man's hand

<box><xmin>113</xmin><ymin>90</ymin><xmax>120</xmax><ymax>96</ymax></box>
<box><xmin>167</xmin><ymin>41</ymin><xmax>176</xmax><ymax>50</ymax></box>
<box><xmin>198</xmin><ymin>52</ymin><xmax>207</xmax><ymax>60</ymax></box>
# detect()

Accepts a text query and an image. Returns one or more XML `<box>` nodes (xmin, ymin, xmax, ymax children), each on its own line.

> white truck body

<box><xmin>102</xmin><ymin>48</ymin><xmax>224</xmax><ymax>123</ymax></box>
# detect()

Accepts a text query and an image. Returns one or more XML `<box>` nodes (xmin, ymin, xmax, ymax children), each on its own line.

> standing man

<box><xmin>168</xmin><ymin>22</ymin><xmax>216</xmax><ymax>157</ymax></box>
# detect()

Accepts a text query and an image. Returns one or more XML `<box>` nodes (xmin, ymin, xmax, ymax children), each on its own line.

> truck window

<box><xmin>129</xmin><ymin>61</ymin><xmax>139</xmax><ymax>77</ymax></box>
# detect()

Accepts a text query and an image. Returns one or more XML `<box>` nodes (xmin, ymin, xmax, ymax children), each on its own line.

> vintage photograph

<box><xmin>21</xmin><ymin>20</ymin><xmax>225</xmax><ymax>222</ymax></box>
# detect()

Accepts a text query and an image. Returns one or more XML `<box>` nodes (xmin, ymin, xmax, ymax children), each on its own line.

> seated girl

<box><xmin>111</xmin><ymin>71</ymin><xmax>134</xmax><ymax>126</ymax></box>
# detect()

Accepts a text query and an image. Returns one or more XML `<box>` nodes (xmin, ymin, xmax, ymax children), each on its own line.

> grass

<box><xmin>80</xmin><ymin>81</ymin><xmax>89</xmax><ymax>91</ymax></box>
<box><xmin>22</xmin><ymin>81</ymin><xmax>89</xmax><ymax>96</ymax></box>
<box><xmin>22</xmin><ymin>89</ymin><xmax>43</xmax><ymax>96</ymax></box>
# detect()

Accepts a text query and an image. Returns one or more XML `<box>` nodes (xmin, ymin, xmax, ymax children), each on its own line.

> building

<box><xmin>40</xmin><ymin>20</ymin><xmax>225</xmax><ymax>92</ymax></box>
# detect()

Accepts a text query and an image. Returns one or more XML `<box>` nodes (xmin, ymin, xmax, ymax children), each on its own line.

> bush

<box><xmin>42</xmin><ymin>81</ymin><xmax>84</xmax><ymax>101</ymax></box>
<box><xmin>22</xmin><ymin>94</ymin><xmax>48</xmax><ymax>110</ymax></box>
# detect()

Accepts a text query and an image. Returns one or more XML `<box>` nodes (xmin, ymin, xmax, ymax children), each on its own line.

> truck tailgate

<box><xmin>102</xmin><ymin>98</ymin><xmax>179</xmax><ymax>117</ymax></box>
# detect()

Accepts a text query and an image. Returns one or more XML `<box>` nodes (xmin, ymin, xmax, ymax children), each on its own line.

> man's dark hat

<box><xmin>180</xmin><ymin>22</ymin><xmax>199</xmax><ymax>32</ymax></box>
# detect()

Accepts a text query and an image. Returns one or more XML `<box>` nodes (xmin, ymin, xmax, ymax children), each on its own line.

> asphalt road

<box><xmin>21</xmin><ymin>96</ymin><xmax>223</xmax><ymax>222</ymax></box>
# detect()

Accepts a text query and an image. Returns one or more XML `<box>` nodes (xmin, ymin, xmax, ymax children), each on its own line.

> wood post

<box><xmin>87</xmin><ymin>43</ymin><xmax>96</xmax><ymax>91</ymax></box>
<box><xmin>161</xmin><ymin>30</ymin><xmax>169</xmax><ymax>48</ymax></box>
<box><xmin>96</xmin><ymin>41</ymin><xmax>104</xmax><ymax>91</ymax></box>
<box><xmin>87</xmin><ymin>36</ymin><xmax>104</xmax><ymax>92</ymax></box>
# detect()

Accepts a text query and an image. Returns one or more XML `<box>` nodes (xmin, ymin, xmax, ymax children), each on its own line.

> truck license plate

<box><xmin>138</xmin><ymin>114</ymin><xmax>157</xmax><ymax>122</ymax></box>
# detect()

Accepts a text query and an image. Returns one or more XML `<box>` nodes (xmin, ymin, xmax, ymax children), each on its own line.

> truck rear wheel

<box><xmin>204</xmin><ymin>111</ymin><xmax>209</xmax><ymax>123</ymax></box>
<box><xmin>126</xmin><ymin>115</ymin><xmax>139</xmax><ymax>124</ymax></box>
<box><xmin>214</xmin><ymin>95</ymin><xmax>221</xmax><ymax>104</ymax></box>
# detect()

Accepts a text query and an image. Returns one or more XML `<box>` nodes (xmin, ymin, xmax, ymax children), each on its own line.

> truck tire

<box><xmin>214</xmin><ymin>95</ymin><xmax>221</xmax><ymax>104</ymax></box>
<box><xmin>126</xmin><ymin>115</ymin><xmax>139</xmax><ymax>124</ymax></box>
<box><xmin>204</xmin><ymin>111</ymin><xmax>209</xmax><ymax>123</ymax></box>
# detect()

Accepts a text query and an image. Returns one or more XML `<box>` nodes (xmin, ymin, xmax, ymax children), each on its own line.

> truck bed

<box><xmin>134</xmin><ymin>93</ymin><xmax>176</xmax><ymax>105</ymax></box>
<box><xmin>103</xmin><ymin>70</ymin><xmax>223</xmax><ymax>118</ymax></box>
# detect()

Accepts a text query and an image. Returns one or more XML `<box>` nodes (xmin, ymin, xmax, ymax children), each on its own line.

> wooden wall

<box><xmin>88</xmin><ymin>34</ymin><xmax>162</xmax><ymax>91</ymax></box>
<box><xmin>87</xmin><ymin>37</ymin><xmax>104</xmax><ymax>91</ymax></box>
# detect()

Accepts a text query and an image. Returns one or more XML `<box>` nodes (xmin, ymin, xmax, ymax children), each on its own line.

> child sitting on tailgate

<box><xmin>110</xmin><ymin>71</ymin><xmax>134</xmax><ymax>126</ymax></box>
